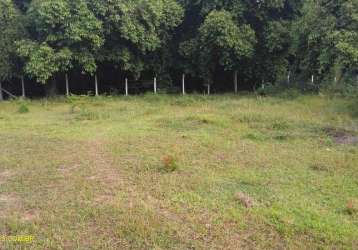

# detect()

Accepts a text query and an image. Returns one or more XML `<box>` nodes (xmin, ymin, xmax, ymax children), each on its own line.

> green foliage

<box><xmin>292</xmin><ymin>0</ymin><xmax>357</xmax><ymax>84</ymax></box>
<box><xmin>0</xmin><ymin>0</ymin><xmax>356</xmax><ymax>91</ymax></box>
<box><xmin>0</xmin><ymin>0</ymin><xmax>24</xmax><ymax>81</ymax></box>
<box><xmin>16</xmin><ymin>0</ymin><xmax>103</xmax><ymax>83</ymax></box>
<box><xmin>181</xmin><ymin>10</ymin><xmax>255</xmax><ymax>83</ymax></box>
<box><xmin>17</xmin><ymin>102</ymin><xmax>29</xmax><ymax>113</ymax></box>
<box><xmin>96</xmin><ymin>0</ymin><xmax>183</xmax><ymax>78</ymax></box>
<box><xmin>17</xmin><ymin>42</ymin><xmax>71</xmax><ymax>83</ymax></box>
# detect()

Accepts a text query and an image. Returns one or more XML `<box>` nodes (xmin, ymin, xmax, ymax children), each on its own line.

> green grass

<box><xmin>0</xmin><ymin>94</ymin><xmax>357</xmax><ymax>249</ymax></box>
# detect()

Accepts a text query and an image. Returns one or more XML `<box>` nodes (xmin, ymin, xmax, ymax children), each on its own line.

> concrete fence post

<box><xmin>21</xmin><ymin>76</ymin><xmax>26</xmax><ymax>98</ymax></box>
<box><xmin>65</xmin><ymin>73</ymin><xmax>69</xmax><ymax>97</ymax></box>
<box><xmin>95</xmin><ymin>74</ymin><xmax>99</xmax><ymax>96</ymax></box>
<box><xmin>125</xmin><ymin>78</ymin><xmax>128</xmax><ymax>96</ymax></box>
<box><xmin>182</xmin><ymin>74</ymin><xmax>186</xmax><ymax>95</ymax></box>
<box><xmin>154</xmin><ymin>77</ymin><xmax>157</xmax><ymax>94</ymax></box>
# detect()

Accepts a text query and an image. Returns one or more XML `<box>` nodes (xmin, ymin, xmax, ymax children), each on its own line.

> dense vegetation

<box><xmin>0</xmin><ymin>0</ymin><xmax>357</xmax><ymax>96</ymax></box>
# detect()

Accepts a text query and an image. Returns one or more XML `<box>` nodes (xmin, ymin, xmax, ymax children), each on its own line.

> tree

<box><xmin>181</xmin><ymin>10</ymin><xmax>255</xmax><ymax>85</ymax></box>
<box><xmin>16</xmin><ymin>0</ymin><xmax>103</xmax><ymax>87</ymax></box>
<box><xmin>0</xmin><ymin>0</ymin><xmax>25</xmax><ymax>100</ymax></box>
<box><xmin>291</xmin><ymin>0</ymin><xmax>357</xmax><ymax>84</ymax></box>
<box><xmin>0</xmin><ymin>0</ymin><xmax>24</xmax><ymax>82</ymax></box>
<box><xmin>92</xmin><ymin>0</ymin><xmax>183</xmax><ymax>81</ymax></box>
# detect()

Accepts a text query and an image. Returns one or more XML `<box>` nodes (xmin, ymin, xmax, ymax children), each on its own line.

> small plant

<box><xmin>76</xmin><ymin>109</ymin><xmax>100</xmax><ymax>121</ymax></box>
<box><xmin>273</xmin><ymin>133</ymin><xmax>290</xmax><ymax>141</ymax></box>
<box><xmin>242</xmin><ymin>132</ymin><xmax>266</xmax><ymax>142</ymax></box>
<box><xmin>18</xmin><ymin>103</ymin><xmax>29</xmax><ymax>114</ymax></box>
<box><xmin>272</xmin><ymin>120</ymin><xmax>290</xmax><ymax>130</ymax></box>
<box><xmin>67</xmin><ymin>95</ymin><xmax>90</xmax><ymax>113</ymax></box>
<box><xmin>310</xmin><ymin>164</ymin><xmax>330</xmax><ymax>172</ymax></box>
<box><xmin>161</xmin><ymin>155</ymin><xmax>178</xmax><ymax>172</ymax></box>
<box><xmin>346</xmin><ymin>199</ymin><xmax>357</xmax><ymax>215</ymax></box>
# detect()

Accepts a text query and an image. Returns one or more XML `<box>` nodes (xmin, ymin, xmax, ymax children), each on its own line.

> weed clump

<box><xmin>18</xmin><ymin>103</ymin><xmax>29</xmax><ymax>114</ymax></box>
<box><xmin>242</xmin><ymin>132</ymin><xmax>266</xmax><ymax>142</ymax></box>
<box><xmin>161</xmin><ymin>155</ymin><xmax>178</xmax><ymax>172</ymax></box>
<box><xmin>272</xmin><ymin>120</ymin><xmax>290</xmax><ymax>130</ymax></box>
<box><xmin>310</xmin><ymin>164</ymin><xmax>330</xmax><ymax>172</ymax></box>
<box><xmin>346</xmin><ymin>200</ymin><xmax>358</xmax><ymax>215</ymax></box>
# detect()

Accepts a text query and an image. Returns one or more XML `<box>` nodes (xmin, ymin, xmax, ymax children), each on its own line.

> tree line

<box><xmin>0</xmin><ymin>0</ymin><xmax>357</xmax><ymax>97</ymax></box>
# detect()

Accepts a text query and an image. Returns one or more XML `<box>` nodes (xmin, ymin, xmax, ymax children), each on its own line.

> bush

<box><xmin>322</xmin><ymin>81</ymin><xmax>358</xmax><ymax>98</ymax></box>
<box><xmin>256</xmin><ymin>83</ymin><xmax>302</xmax><ymax>98</ymax></box>
<box><xmin>255</xmin><ymin>83</ymin><xmax>277</xmax><ymax>96</ymax></box>
<box><xmin>18</xmin><ymin>103</ymin><xmax>29</xmax><ymax>114</ymax></box>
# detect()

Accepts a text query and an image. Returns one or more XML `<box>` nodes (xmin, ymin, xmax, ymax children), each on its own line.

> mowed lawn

<box><xmin>0</xmin><ymin>94</ymin><xmax>357</xmax><ymax>249</ymax></box>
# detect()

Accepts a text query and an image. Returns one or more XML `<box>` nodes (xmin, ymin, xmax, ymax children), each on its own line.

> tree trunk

<box><xmin>46</xmin><ymin>77</ymin><xmax>58</xmax><ymax>97</ymax></box>
<box><xmin>0</xmin><ymin>81</ymin><xmax>3</xmax><ymax>101</ymax></box>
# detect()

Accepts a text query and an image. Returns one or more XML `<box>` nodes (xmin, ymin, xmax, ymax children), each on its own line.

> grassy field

<box><xmin>0</xmin><ymin>94</ymin><xmax>357</xmax><ymax>249</ymax></box>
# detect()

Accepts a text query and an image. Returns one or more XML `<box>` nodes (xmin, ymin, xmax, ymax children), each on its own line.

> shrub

<box><xmin>322</xmin><ymin>81</ymin><xmax>358</xmax><ymax>98</ymax></box>
<box><xmin>18</xmin><ymin>103</ymin><xmax>29</xmax><ymax>114</ymax></box>
<box><xmin>256</xmin><ymin>83</ymin><xmax>277</xmax><ymax>96</ymax></box>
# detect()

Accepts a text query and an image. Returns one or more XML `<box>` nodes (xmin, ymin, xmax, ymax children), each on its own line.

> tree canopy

<box><xmin>0</xmin><ymin>0</ymin><xmax>356</xmax><ymax>91</ymax></box>
<box><xmin>0</xmin><ymin>0</ymin><xmax>24</xmax><ymax>81</ymax></box>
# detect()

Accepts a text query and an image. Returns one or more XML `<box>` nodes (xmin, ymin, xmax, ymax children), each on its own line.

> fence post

<box><xmin>95</xmin><ymin>74</ymin><xmax>99</xmax><ymax>96</ymax></box>
<box><xmin>21</xmin><ymin>76</ymin><xmax>26</xmax><ymax>98</ymax></box>
<box><xmin>182</xmin><ymin>74</ymin><xmax>185</xmax><ymax>95</ymax></box>
<box><xmin>234</xmin><ymin>70</ymin><xmax>238</xmax><ymax>94</ymax></box>
<box><xmin>125</xmin><ymin>78</ymin><xmax>128</xmax><ymax>96</ymax></box>
<box><xmin>311</xmin><ymin>75</ymin><xmax>314</xmax><ymax>84</ymax></box>
<box><xmin>65</xmin><ymin>73</ymin><xmax>69</xmax><ymax>97</ymax></box>
<box><xmin>207</xmin><ymin>84</ymin><xmax>211</xmax><ymax>95</ymax></box>
<box><xmin>154</xmin><ymin>77</ymin><xmax>157</xmax><ymax>94</ymax></box>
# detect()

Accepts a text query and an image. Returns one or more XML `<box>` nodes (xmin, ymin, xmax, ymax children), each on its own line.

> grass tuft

<box><xmin>161</xmin><ymin>155</ymin><xmax>178</xmax><ymax>172</ymax></box>
<box><xmin>346</xmin><ymin>200</ymin><xmax>358</xmax><ymax>215</ymax></box>
<box><xmin>17</xmin><ymin>103</ymin><xmax>29</xmax><ymax>114</ymax></box>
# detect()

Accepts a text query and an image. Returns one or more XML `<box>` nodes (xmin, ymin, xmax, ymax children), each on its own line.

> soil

<box><xmin>324</xmin><ymin>127</ymin><xmax>358</xmax><ymax>145</ymax></box>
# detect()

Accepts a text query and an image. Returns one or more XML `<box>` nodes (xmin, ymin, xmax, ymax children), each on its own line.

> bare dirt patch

<box><xmin>0</xmin><ymin>194</ymin><xmax>20</xmax><ymax>218</ymax></box>
<box><xmin>235</xmin><ymin>192</ymin><xmax>255</xmax><ymax>208</ymax></box>
<box><xmin>323</xmin><ymin>127</ymin><xmax>358</xmax><ymax>145</ymax></box>
<box><xmin>87</xmin><ymin>140</ymin><xmax>122</xmax><ymax>185</ymax></box>
<box><xmin>57</xmin><ymin>164</ymin><xmax>80</xmax><ymax>174</ymax></box>
<box><xmin>0</xmin><ymin>170</ymin><xmax>15</xmax><ymax>185</ymax></box>
<box><xmin>22</xmin><ymin>210</ymin><xmax>39</xmax><ymax>222</ymax></box>
<box><xmin>0</xmin><ymin>193</ymin><xmax>18</xmax><ymax>205</ymax></box>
